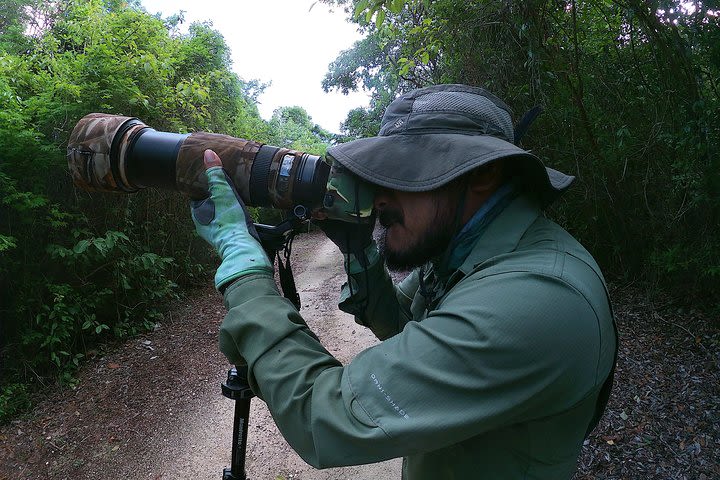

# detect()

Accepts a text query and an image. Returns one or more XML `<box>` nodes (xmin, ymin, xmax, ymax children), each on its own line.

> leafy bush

<box><xmin>0</xmin><ymin>383</ymin><xmax>32</xmax><ymax>424</ymax></box>
<box><xmin>18</xmin><ymin>230</ymin><xmax>178</xmax><ymax>378</ymax></box>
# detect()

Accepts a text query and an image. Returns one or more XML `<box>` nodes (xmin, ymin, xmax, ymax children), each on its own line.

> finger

<box><xmin>204</xmin><ymin>149</ymin><xmax>222</xmax><ymax>169</ymax></box>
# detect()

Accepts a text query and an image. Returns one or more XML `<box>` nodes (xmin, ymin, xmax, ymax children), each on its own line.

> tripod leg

<box><xmin>222</xmin><ymin>367</ymin><xmax>255</xmax><ymax>480</ymax></box>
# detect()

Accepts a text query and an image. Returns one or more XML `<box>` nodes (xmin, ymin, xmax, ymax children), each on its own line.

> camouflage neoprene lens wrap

<box><xmin>67</xmin><ymin>113</ymin><xmax>331</xmax><ymax>209</ymax></box>
<box><xmin>67</xmin><ymin>113</ymin><xmax>144</xmax><ymax>193</ymax></box>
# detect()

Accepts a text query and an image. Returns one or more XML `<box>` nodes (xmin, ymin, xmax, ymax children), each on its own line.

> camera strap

<box><xmin>276</xmin><ymin>232</ymin><xmax>301</xmax><ymax>310</ymax></box>
<box><xmin>514</xmin><ymin>105</ymin><xmax>543</xmax><ymax>145</ymax></box>
<box><xmin>256</xmin><ymin>215</ymin><xmax>306</xmax><ymax>311</ymax></box>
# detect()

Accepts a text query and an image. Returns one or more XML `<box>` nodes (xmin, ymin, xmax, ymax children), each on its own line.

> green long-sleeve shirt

<box><xmin>220</xmin><ymin>194</ymin><xmax>616</xmax><ymax>479</ymax></box>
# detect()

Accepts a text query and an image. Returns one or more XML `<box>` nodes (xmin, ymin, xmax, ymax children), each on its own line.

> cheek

<box><xmin>411</xmin><ymin>198</ymin><xmax>441</xmax><ymax>229</ymax></box>
<box><xmin>399</xmin><ymin>215</ymin><xmax>421</xmax><ymax>237</ymax></box>
<box><xmin>393</xmin><ymin>203</ymin><xmax>433</xmax><ymax>241</ymax></box>
<box><xmin>384</xmin><ymin>216</ymin><xmax>415</xmax><ymax>249</ymax></box>
<box><xmin>383</xmin><ymin>193</ymin><xmax>445</xmax><ymax>246</ymax></box>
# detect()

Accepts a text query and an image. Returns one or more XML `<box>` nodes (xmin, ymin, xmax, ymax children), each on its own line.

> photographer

<box><xmin>191</xmin><ymin>84</ymin><xmax>617</xmax><ymax>479</ymax></box>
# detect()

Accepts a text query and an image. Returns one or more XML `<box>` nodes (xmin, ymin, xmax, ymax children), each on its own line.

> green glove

<box><xmin>314</xmin><ymin>219</ymin><xmax>380</xmax><ymax>274</ymax></box>
<box><xmin>346</xmin><ymin>242</ymin><xmax>381</xmax><ymax>274</ymax></box>
<box><xmin>191</xmin><ymin>150</ymin><xmax>273</xmax><ymax>291</ymax></box>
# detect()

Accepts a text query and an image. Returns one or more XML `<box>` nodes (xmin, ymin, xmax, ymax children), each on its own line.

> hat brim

<box><xmin>328</xmin><ymin>133</ymin><xmax>574</xmax><ymax>206</ymax></box>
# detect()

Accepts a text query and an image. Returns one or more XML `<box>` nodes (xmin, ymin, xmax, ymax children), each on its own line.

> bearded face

<box><xmin>374</xmin><ymin>185</ymin><xmax>460</xmax><ymax>271</ymax></box>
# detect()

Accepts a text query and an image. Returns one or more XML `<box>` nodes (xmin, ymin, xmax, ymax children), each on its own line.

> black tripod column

<box><xmin>222</xmin><ymin>366</ymin><xmax>255</xmax><ymax>480</ymax></box>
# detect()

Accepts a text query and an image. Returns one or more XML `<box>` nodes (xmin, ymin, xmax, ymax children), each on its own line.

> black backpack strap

<box><xmin>514</xmin><ymin>105</ymin><xmax>544</xmax><ymax>145</ymax></box>
<box><xmin>585</xmin><ymin>286</ymin><xmax>619</xmax><ymax>438</ymax></box>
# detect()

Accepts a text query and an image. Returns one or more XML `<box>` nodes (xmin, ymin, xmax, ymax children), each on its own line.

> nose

<box><xmin>374</xmin><ymin>188</ymin><xmax>391</xmax><ymax>210</ymax></box>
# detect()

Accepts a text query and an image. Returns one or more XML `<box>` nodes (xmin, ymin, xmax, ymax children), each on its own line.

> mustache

<box><xmin>378</xmin><ymin>208</ymin><xmax>403</xmax><ymax>227</ymax></box>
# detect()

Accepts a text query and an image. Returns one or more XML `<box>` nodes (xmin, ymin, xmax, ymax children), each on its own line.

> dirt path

<box><xmin>0</xmin><ymin>232</ymin><xmax>400</xmax><ymax>480</ymax></box>
<box><xmin>3</xmin><ymin>232</ymin><xmax>718</xmax><ymax>480</ymax></box>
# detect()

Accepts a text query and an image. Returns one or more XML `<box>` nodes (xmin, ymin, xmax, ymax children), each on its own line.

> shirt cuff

<box><xmin>221</xmin><ymin>273</ymin><xmax>307</xmax><ymax>367</ymax></box>
<box><xmin>345</xmin><ymin>241</ymin><xmax>381</xmax><ymax>274</ymax></box>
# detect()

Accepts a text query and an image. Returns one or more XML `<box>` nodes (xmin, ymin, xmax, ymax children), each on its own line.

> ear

<box><xmin>468</xmin><ymin>161</ymin><xmax>504</xmax><ymax>194</ymax></box>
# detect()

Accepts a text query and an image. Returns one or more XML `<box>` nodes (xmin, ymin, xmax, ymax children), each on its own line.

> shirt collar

<box><xmin>438</xmin><ymin>183</ymin><xmax>517</xmax><ymax>276</ymax></box>
<box><xmin>456</xmin><ymin>193</ymin><xmax>542</xmax><ymax>276</ymax></box>
<box><xmin>420</xmin><ymin>192</ymin><xmax>541</xmax><ymax>308</ymax></box>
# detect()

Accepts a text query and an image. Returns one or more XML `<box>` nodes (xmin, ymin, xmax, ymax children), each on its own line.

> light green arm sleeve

<box><xmin>220</xmin><ymin>269</ymin><xmax>611</xmax><ymax>469</ymax></box>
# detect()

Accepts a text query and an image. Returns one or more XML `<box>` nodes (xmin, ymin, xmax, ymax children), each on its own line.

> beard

<box><xmin>376</xmin><ymin>199</ymin><xmax>457</xmax><ymax>272</ymax></box>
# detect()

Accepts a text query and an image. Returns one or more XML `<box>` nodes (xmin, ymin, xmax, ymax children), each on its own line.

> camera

<box><xmin>67</xmin><ymin>114</ymin><xmax>376</xmax><ymax>311</ymax></box>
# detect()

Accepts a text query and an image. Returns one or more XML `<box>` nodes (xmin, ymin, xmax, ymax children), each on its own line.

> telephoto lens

<box><xmin>67</xmin><ymin>113</ymin><xmax>331</xmax><ymax>210</ymax></box>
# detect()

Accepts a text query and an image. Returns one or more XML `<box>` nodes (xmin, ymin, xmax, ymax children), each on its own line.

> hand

<box><xmin>314</xmin><ymin>217</ymin><xmax>379</xmax><ymax>273</ymax></box>
<box><xmin>191</xmin><ymin>150</ymin><xmax>273</xmax><ymax>291</ymax></box>
<box><xmin>315</xmin><ymin>218</ymin><xmax>374</xmax><ymax>256</ymax></box>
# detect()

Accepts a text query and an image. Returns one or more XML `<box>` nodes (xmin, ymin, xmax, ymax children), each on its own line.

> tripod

<box><xmin>220</xmin><ymin>207</ymin><xmax>308</xmax><ymax>479</ymax></box>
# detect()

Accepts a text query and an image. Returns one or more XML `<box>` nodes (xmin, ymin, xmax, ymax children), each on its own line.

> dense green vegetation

<box><xmin>1</xmin><ymin>0</ymin><xmax>717</xmax><ymax>422</ymax></box>
<box><xmin>323</xmin><ymin>0</ymin><xmax>719</xmax><ymax>303</ymax></box>
<box><xmin>0</xmin><ymin>0</ymin><xmax>332</xmax><ymax>421</ymax></box>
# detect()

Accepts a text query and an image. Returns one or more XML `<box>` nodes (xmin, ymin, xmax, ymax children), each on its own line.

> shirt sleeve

<box><xmin>220</xmin><ymin>269</ymin><xmax>610</xmax><ymax>469</ymax></box>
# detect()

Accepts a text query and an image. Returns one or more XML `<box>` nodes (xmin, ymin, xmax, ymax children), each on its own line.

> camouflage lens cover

<box><xmin>322</xmin><ymin>158</ymin><xmax>375</xmax><ymax>222</ymax></box>
<box><xmin>176</xmin><ymin>132</ymin><xmax>262</xmax><ymax>201</ymax></box>
<box><xmin>67</xmin><ymin>113</ymin><xmax>142</xmax><ymax>193</ymax></box>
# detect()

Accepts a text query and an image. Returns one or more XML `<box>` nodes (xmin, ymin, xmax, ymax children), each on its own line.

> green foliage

<box><xmin>267</xmin><ymin>105</ymin><xmax>333</xmax><ymax>154</ymax></box>
<box><xmin>26</xmin><ymin>283</ymin><xmax>94</xmax><ymax>374</ymax></box>
<box><xmin>0</xmin><ymin>383</ymin><xmax>32</xmax><ymax>424</ymax></box>
<box><xmin>23</xmin><ymin>230</ymin><xmax>177</xmax><ymax>375</ymax></box>
<box><xmin>323</xmin><ymin>0</ymin><xmax>720</xmax><ymax>306</ymax></box>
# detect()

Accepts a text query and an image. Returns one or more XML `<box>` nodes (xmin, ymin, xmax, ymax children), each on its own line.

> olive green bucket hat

<box><xmin>327</xmin><ymin>84</ymin><xmax>574</xmax><ymax>206</ymax></box>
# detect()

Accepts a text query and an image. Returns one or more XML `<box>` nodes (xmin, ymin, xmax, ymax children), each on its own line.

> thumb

<box><xmin>204</xmin><ymin>149</ymin><xmax>222</xmax><ymax>169</ymax></box>
<box><xmin>202</xmin><ymin>149</ymin><xmax>247</xmax><ymax>211</ymax></box>
<box><xmin>192</xmin><ymin>150</ymin><xmax>224</xmax><ymax>226</ymax></box>
<box><xmin>203</xmin><ymin>149</ymin><xmax>230</xmax><ymax>195</ymax></box>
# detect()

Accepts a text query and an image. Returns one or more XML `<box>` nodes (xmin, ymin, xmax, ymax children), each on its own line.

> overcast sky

<box><xmin>140</xmin><ymin>0</ymin><xmax>370</xmax><ymax>133</ymax></box>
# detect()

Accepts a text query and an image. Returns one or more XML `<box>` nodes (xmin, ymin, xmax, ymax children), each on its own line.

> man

<box><xmin>191</xmin><ymin>84</ymin><xmax>617</xmax><ymax>479</ymax></box>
